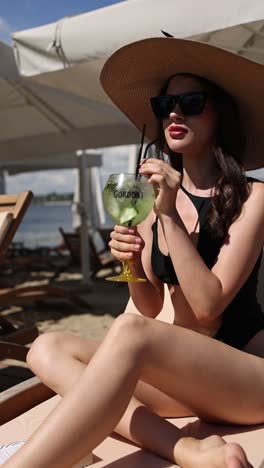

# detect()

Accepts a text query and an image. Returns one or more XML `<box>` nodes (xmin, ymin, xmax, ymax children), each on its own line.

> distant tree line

<box><xmin>33</xmin><ymin>192</ymin><xmax>74</xmax><ymax>204</ymax></box>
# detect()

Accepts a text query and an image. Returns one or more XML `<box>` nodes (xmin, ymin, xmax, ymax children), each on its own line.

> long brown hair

<box><xmin>155</xmin><ymin>74</ymin><xmax>250</xmax><ymax>242</ymax></box>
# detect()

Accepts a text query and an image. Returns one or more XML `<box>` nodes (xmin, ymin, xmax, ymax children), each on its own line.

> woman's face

<box><xmin>162</xmin><ymin>75</ymin><xmax>217</xmax><ymax>156</ymax></box>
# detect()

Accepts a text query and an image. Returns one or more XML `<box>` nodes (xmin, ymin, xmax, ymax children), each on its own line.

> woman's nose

<box><xmin>169</xmin><ymin>103</ymin><xmax>184</xmax><ymax>119</ymax></box>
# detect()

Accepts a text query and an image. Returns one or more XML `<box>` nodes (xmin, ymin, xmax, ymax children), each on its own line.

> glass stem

<box><xmin>122</xmin><ymin>260</ymin><xmax>131</xmax><ymax>277</ymax></box>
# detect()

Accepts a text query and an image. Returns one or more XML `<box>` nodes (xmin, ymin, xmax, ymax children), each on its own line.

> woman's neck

<box><xmin>179</xmin><ymin>148</ymin><xmax>219</xmax><ymax>193</ymax></box>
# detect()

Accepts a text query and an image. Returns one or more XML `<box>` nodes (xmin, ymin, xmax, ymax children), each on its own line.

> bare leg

<box><xmin>27</xmin><ymin>333</ymin><xmax>251</xmax><ymax>467</ymax></box>
<box><xmin>27</xmin><ymin>332</ymin><xmax>194</xmax><ymax>418</ymax></box>
<box><xmin>26</xmin><ymin>333</ymin><xmax>192</xmax><ymax>463</ymax></box>
<box><xmin>4</xmin><ymin>316</ymin><xmax>255</xmax><ymax>467</ymax></box>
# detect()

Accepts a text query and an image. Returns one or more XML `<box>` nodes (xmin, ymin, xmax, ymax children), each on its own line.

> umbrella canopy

<box><xmin>9</xmin><ymin>0</ymin><xmax>264</xmax><ymax>162</ymax></box>
<box><xmin>0</xmin><ymin>43</ymin><xmax>113</xmax><ymax>284</ymax></box>
<box><xmin>12</xmin><ymin>0</ymin><xmax>264</xmax><ymax>97</ymax></box>
<box><xmin>0</xmin><ymin>43</ymin><xmax>139</xmax><ymax>163</ymax></box>
<box><xmin>11</xmin><ymin>1</ymin><xmax>264</xmax><ymax>168</ymax></box>
<box><xmin>1</xmin><ymin>152</ymin><xmax>102</xmax><ymax>175</ymax></box>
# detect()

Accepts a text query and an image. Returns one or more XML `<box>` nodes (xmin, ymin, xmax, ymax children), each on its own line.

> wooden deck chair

<box><xmin>0</xmin><ymin>282</ymin><xmax>92</xmax><ymax>363</ymax></box>
<box><xmin>0</xmin><ymin>282</ymin><xmax>91</xmax><ymax>309</ymax></box>
<box><xmin>59</xmin><ymin>227</ymin><xmax>119</xmax><ymax>279</ymax></box>
<box><xmin>0</xmin><ymin>192</ymin><xmax>33</xmax><ymax>258</ymax></box>
<box><xmin>0</xmin><ymin>193</ymin><xmax>91</xmax><ymax>362</ymax></box>
<box><xmin>0</xmin><ymin>284</ymin><xmax>92</xmax><ymax>358</ymax></box>
<box><xmin>0</xmin><ymin>250</ymin><xmax>263</xmax><ymax>465</ymax></box>
<box><xmin>0</xmin><ymin>192</ymin><xmax>39</xmax><ymax>361</ymax></box>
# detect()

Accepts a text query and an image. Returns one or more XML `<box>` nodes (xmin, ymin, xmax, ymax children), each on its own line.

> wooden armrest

<box><xmin>0</xmin><ymin>376</ymin><xmax>55</xmax><ymax>425</ymax></box>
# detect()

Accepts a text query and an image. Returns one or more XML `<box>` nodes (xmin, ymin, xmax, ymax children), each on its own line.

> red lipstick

<box><xmin>168</xmin><ymin>125</ymin><xmax>188</xmax><ymax>139</ymax></box>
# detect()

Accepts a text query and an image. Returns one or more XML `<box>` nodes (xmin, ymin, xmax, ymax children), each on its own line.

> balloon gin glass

<box><xmin>103</xmin><ymin>173</ymin><xmax>154</xmax><ymax>282</ymax></box>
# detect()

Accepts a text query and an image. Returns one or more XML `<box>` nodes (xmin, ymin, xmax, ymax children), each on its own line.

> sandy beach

<box><xmin>0</xmin><ymin>258</ymin><xmax>130</xmax><ymax>342</ymax></box>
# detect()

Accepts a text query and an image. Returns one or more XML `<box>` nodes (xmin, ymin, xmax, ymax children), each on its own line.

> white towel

<box><xmin>0</xmin><ymin>441</ymin><xmax>93</xmax><ymax>466</ymax></box>
<box><xmin>0</xmin><ymin>441</ymin><xmax>24</xmax><ymax>463</ymax></box>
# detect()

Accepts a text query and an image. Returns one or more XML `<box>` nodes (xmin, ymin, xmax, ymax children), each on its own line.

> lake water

<box><xmin>13</xmin><ymin>203</ymin><xmax>74</xmax><ymax>248</ymax></box>
<box><xmin>13</xmin><ymin>204</ymin><xmax>113</xmax><ymax>248</ymax></box>
<box><xmin>14</xmin><ymin>203</ymin><xmax>113</xmax><ymax>248</ymax></box>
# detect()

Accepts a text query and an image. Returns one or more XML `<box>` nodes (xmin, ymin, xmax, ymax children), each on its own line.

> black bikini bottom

<box><xmin>214</xmin><ymin>309</ymin><xmax>264</xmax><ymax>350</ymax></box>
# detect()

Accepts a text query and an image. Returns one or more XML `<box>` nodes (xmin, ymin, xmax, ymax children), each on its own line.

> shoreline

<box><xmin>34</xmin><ymin>201</ymin><xmax>72</xmax><ymax>206</ymax></box>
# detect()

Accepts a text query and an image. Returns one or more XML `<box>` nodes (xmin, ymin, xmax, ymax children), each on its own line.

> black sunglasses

<box><xmin>150</xmin><ymin>91</ymin><xmax>208</xmax><ymax>119</ymax></box>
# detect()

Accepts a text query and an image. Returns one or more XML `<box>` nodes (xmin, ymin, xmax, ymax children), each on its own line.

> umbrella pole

<box><xmin>77</xmin><ymin>151</ymin><xmax>91</xmax><ymax>286</ymax></box>
<box><xmin>0</xmin><ymin>169</ymin><xmax>6</xmax><ymax>194</ymax></box>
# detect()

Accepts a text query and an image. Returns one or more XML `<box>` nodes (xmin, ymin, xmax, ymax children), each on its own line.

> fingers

<box><xmin>109</xmin><ymin>225</ymin><xmax>144</xmax><ymax>262</ymax></box>
<box><xmin>139</xmin><ymin>159</ymin><xmax>181</xmax><ymax>189</ymax></box>
<box><xmin>139</xmin><ymin>158</ymin><xmax>175</xmax><ymax>175</ymax></box>
<box><xmin>139</xmin><ymin>159</ymin><xmax>169</xmax><ymax>177</ymax></box>
<box><xmin>112</xmin><ymin>225</ymin><xmax>137</xmax><ymax>236</ymax></box>
<box><xmin>227</xmin><ymin>456</ymin><xmax>243</xmax><ymax>468</ymax></box>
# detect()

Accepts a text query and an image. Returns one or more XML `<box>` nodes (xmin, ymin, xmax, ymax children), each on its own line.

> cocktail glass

<box><xmin>103</xmin><ymin>173</ymin><xmax>154</xmax><ymax>282</ymax></box>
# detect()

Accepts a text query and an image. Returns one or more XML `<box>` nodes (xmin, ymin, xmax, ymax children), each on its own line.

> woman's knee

<box><xmin>27</xmin><ymin>332</ymin><xmax>65</xmax><ymax>372</ymax></box>
<box><xmin>108</xmin><ymin>313</ymin><xmax>149</xmax><ymax>357</ymax></box>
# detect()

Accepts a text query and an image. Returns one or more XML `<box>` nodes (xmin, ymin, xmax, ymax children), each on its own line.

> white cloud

<box><xmin>0</xmin><ymin>17</ymin><xmax>13</xmax><ymax>44</ymax></box>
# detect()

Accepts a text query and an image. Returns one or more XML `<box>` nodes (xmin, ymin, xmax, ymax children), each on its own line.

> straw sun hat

<box><xmin>100</xmin><ymin>37</ymin><xmax>264</xmax><ymax>171</ymax></box>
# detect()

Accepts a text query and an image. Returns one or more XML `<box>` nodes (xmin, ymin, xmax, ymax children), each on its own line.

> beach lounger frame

<box><xmin>0</xmin><ymin>191</ymin><xmax>39</xmax><ymax>359</ymax></box>
<box><xmin>59</xmin><ymin>226</ymin><xmax>120</xmax><ymax>279</ymax></box>
<box><xmin>0</xmin><ymin>192</ymin><xmax>91</xmax><ymax>362</ymax></box>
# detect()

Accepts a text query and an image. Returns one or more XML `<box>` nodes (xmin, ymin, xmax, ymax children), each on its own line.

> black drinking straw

<box><xmin>135</xmin><ymin>123</ymin><xmax>146</xmax><ymax>179</ymax></box>
<box><xmin>142</xmin><ymin>138</ymin><xmax>159</xmax><ymax>160</ymax></box>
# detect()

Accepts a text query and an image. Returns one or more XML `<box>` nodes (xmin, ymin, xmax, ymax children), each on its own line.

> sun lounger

<box><xmin>0</xmin><ymin>377</ymin><xmax>54</xmax><ymax>425</ymax></box>
<box><xmin>0</xmin><ymin>192</ymin><xmax>92</xmax><ymax>362</ymax></box>
<box><xmin>59</xmin><ymin>227</ymin><xmax>119</xmax><ymax>279</ymax></box>
<box><xmin>0</xmin><ymin>193</ymin><xmax>33</xmax><ymax>258</ymax></box>
<box><xmin>0</xmin><ymin>280</ymin><xmax>92</xmax><ymax>363</ymax></box>
<box><xmin>0</xmin><ymin>242</ymin><xmax>262</xmax><ymax>464</ymax></box>
<box><xmin>0</xmin><ymin>192</ymin><xmax>40</xmax><ymax>359</ymax></box>
<box><xmin>0</xmin><ymin>282</ymin><xmax>92</xmax><ymax>309</ymax></box>
<box><xmin>0</xmin><ymin>391</ymin><xmax>263</xmax><ymax>467</ymax></box>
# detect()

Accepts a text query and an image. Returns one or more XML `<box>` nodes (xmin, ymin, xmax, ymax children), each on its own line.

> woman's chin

<box><xmin>167</xmin><ymin>140</ymin><xmax>193</xmax><ymax>154</ymax></box>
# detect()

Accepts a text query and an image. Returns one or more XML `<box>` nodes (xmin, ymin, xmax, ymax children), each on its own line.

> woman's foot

<box><xmin>174</xmin><ymin>435</ymin><xmax>252</xmax><ymax>468</ymax></box>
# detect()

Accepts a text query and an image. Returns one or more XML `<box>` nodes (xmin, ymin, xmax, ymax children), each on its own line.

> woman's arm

<box><xmin>109</xmin><ymin>215</ymin><xmax>164</xmax><ymax>318</ymax></box>
<box><xmin>128</xmin><ymin>216</ymin><xmax>164</xmax><ymax>318</ymax></box>
<box><xmin>161</xmin><ymin>182</ymin><xmax>264</xmax><ymax>323</ymax></box>
<box><xmin>139</xmin><ymin>159</ymin><xmax>264</xmax><ymax>324</ymax></box>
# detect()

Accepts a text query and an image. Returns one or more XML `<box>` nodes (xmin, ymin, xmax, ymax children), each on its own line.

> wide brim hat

<box><xmin>100</xmin><ymin>37</ymin><xmax>264</xmax><ymax>171</ymax></box>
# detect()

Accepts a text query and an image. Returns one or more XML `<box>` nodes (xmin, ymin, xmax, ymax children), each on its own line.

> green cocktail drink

<box><xmin>103</xmin><ymin>174</ymin><xmax>154</xmax><ymax>226</ymax></box>
<box><xmin>103</xmin><ymin>173</ymin><xmax>155</xmax><ymax>282</ymax></box>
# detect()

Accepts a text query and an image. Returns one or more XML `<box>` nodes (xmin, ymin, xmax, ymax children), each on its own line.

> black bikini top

<box><xmin>151</xmin><ymin>185</ymin><xmax>222</xmax><ymax>284</ymax></box>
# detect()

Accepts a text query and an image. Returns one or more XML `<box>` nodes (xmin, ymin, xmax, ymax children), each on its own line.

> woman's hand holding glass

<box><xmin>109</xmin><ymin>226</ymin><xmax>145</xmax><ymax>265</ymax></box>
<box><xmin>139</xmin><ymin>158</ymin><xmax>182</xmax><ymax>217</ymax></box>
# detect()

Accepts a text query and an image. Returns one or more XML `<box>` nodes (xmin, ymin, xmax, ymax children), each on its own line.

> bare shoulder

<box><xmin>237</xmin><ymin>179</ymin><xmax>264</xmax><ymax>227</ymax></box>
<box><xmin>241</xmin><ymin>179</ymin><xmax>264</xmax><ymax>233</ymax></box>
<box><xmin>212</xmin><ymin>178</ymin><xmax>264</xmax><ymax>303</ymax></box>
<box><xmin>247</xmin><ymin>179</ymin><xmax>264</xmax><ymax>205</ymax></box>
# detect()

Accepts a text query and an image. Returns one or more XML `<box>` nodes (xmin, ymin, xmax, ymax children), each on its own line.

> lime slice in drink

<box><xmin>119</xmin><ymin>207</ymin><xmax>137</xmax><ymax>225</ymax></box>
<box><xmin>106</xmin><ymin>198</ymin><xmax>120</xmax><ymax>221</ymax></box>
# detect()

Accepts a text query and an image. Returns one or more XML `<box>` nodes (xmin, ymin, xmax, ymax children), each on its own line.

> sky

<box><xmin>0</xmin><ymin>0</ymin><xmax>124</xmax><ymax>43</ymax></box>
<box><xmin>0</xmin><ymin>0</ymin><xmax>129</xmax><ymax>194</ymax></box>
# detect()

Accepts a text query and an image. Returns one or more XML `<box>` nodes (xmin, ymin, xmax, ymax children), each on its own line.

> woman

<box><xmin>2</xmin><ymin>38</ymin><xmax>264</xmax><ymax>468</ymax></box>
